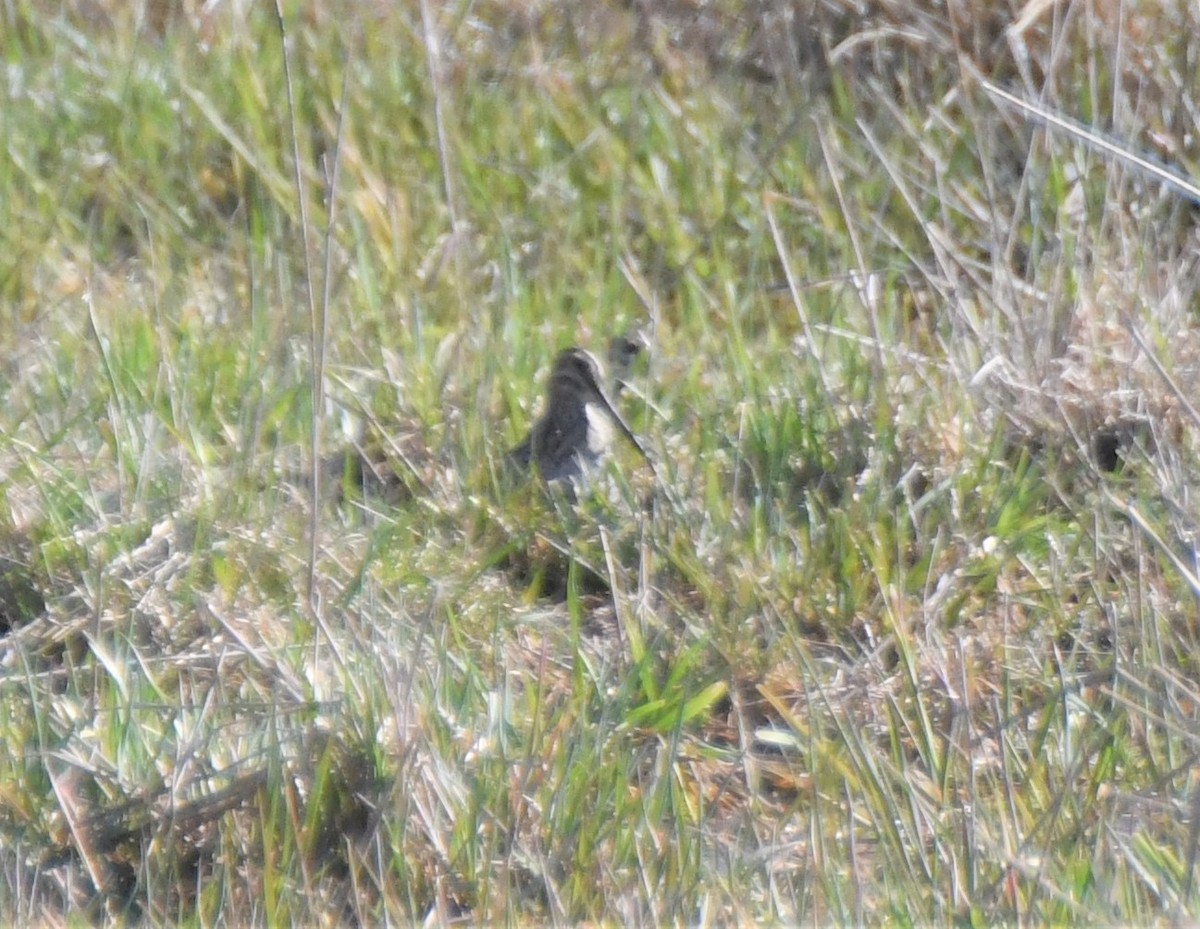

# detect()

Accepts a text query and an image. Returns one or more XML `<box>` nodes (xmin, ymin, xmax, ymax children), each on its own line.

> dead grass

<box><xmin>2</xmin><ymin>0</ymin><xmax>1200</xmax><ymax>924</ymax></box>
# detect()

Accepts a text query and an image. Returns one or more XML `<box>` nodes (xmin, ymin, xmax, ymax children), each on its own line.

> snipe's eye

<box><xmin>570</xmin><ymin>353</ymin><xmax>599</xmax><ymax>380</ymax></box>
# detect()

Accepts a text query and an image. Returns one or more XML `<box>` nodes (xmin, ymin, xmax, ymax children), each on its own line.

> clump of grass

<box><xmin>2</xmin><ymin>0</ymin><xmax>1200</xmax><ymax>924</ymax></box>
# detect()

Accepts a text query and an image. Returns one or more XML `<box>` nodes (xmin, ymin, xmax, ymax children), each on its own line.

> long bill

<box><xmin>593</xmin><ymin>386</ymin><xmax>657</xmax><ymax>479</ymax></box>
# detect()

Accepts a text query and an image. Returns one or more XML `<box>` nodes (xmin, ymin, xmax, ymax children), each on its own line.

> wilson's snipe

<box><xmin>508</xmin><ymin>345</ymin><xmax>653</xmax><ymax>489</ymax></box>
<box><xmin>606</xmin><ymin>330</ymin><xmax>647</xmax><ymax>397</ymax></box>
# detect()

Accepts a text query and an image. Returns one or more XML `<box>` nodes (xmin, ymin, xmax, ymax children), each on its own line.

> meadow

<box><xmin>2</xmin><ymin>0</ymin><xmax>1200</xmax><ymax>923</ymax></box>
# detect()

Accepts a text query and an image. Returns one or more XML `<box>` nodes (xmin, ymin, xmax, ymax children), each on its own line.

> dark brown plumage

<box><xmin>509</xmin><ymin>346</ymin><xmax>652</xmax><ymax>487</ymax></box>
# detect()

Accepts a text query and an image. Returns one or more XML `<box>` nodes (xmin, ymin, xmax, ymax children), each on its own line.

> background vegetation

<box><xmin>2</xmin><ymin>0</ymin><xmax>1200</xmax><ymax>923</ymax></box>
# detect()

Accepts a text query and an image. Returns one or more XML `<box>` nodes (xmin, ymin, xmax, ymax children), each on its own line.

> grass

<box><xmin>2</xmin><ymin>0</ymin><xmax>1200</xmax><ymax>923</ymax></box>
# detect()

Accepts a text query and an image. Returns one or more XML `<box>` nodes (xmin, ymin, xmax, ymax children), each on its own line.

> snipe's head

<box><xmin>605</xmin><ymin>330</ymin><xmax>647</xmax><ymax>395</ymax></box>
<box><xmin>547</xmin><ymin>347</ymin><xmax>607</xmax><ymax>407</ymax></box>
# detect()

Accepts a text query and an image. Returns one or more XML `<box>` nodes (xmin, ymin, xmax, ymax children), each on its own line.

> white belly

<box><xmin>585</xmin><ymin>403</ymin><xmax>614</xmax><ymax>457</ymax></box>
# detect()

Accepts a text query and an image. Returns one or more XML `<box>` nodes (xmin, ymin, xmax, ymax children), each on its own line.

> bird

<box><xmin>508</xmin><ymin>345</ymin><xmax>654</xmax><ymax>491</ymax></box>
<box><xmin>606</xmin><ymin>329</ymin><xmax>647</xmax><ymax>398</ymax></box>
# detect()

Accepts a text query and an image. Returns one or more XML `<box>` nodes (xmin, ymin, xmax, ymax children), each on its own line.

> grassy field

<box><xmin>2</xmin><ymin>0</ymin><xmax>1200</xmax><ymax>923</ymax></box>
